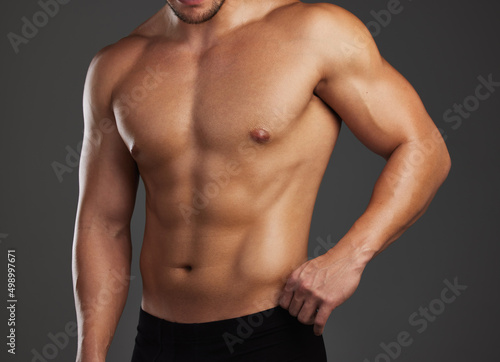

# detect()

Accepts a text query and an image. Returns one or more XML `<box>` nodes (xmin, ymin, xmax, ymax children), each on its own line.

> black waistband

<box><xmin>136</xmin><ymin>305</ymin><xmax>298</xmax><ymax>342</ymax></box>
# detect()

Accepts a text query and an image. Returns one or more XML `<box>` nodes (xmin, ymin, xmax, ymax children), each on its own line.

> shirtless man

<box><xmin>72</xmin><ymin>1</ymin><xmax>451</xmax><ymax>361</ymax></box>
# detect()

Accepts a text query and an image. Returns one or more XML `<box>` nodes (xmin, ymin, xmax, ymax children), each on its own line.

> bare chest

<box><xmin>111</xmin><ymin>36</ymin><xmax>323</xmax><ymax>167</ymax></box>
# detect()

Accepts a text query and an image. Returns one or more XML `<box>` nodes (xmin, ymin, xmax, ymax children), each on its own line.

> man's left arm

<box><xmin>279</xmin><ymin>5</ymin><xmax>451</xmax><ymax>336</ymax></box>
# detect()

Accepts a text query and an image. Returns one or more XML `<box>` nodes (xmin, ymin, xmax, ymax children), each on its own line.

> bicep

<box><xmin>77</xmin><ymin>119</ymin><xmax>139</xmax><ymax>232</ymax></box>
<box><xmin>76</xmin><ymin>52</ymin><xmax>139</xmax><ymax>235</ymax></box>
<box><xmin>313</xmin><ymin>15</ymin><xmax>438</xmax><ymax>159</ymax></box>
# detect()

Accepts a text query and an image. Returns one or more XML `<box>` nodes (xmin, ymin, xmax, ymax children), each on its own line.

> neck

<box><xmin>162</xmin><ymin>0</ymin><xmax>292</xmax><ymax>49</ymax></box>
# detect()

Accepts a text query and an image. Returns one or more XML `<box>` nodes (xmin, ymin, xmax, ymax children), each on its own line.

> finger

<box><xmin>288</xmin><ymin>293</ymin><xmax>305</xmax><ymax>317</ymax></box>
<box><xmin>279</xmin><ymin>285</ymin><xmax>294</xmax><ymax>309</ymax></box>
<box><xmin>296</xmin><ymin>299</ymin><xmax>318</xmax><ymax>325</ymax></box>
<box><xmin>279</xmin><ymin>275</ymin><xmax>300</xmax><ymax>309</ymax></box>
<box><xmin>279</xmin><ymin>281</ymin><xmax>293</xmax><ymax>309</ymax></box>
<box><xmin>313</xmin><ymin>306</ymin><xmax>332</xmax><ymax>336</ymax></box>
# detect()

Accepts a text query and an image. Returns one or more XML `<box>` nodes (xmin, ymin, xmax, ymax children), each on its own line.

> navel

<box><xmin>249</xmin><ymin>128</ymin><xmax>271</xmax><ymax>144</ymax></box>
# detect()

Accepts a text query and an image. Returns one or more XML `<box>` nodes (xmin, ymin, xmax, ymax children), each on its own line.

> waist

<box><xmin>138</xmin><ymin>224</ymin><xmax>309</xmax><ymax>322</ymax></box>
<box><xmin>140</xmin><ymin>272</ymin><xmax>286</xmax><ymax>323</ymax></box>
<box><xmin>139</xmin><ymin>228</ymin><xmax>308</xmax><ymax>291</ymax></box>
<box><xmin>136</xmin><ymin>305</ymin><xmax>298</xmax><ymax>342</ymax></box>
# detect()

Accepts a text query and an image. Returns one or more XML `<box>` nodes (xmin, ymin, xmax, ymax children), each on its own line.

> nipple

<box><xmin>249</xmin><ymin>128</ymin><xmax>271</xmax><ymax>144</ymax></box>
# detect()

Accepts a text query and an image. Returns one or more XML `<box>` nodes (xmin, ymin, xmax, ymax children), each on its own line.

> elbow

<box><xmin>443</xmin><ymin>150</ymin><xmax>452</xmax><ymax>177</ymax></box>
<box><xmin>436</xmin><ymin>144</ymin><xmax>452</xmax><ymax>184</ymax></box>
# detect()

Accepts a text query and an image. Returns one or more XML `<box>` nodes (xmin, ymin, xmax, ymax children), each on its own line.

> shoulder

<box><xmin>276</xmin><ymin>2</ymin><xmax>381</xmax><ymax>74</ymax></box>
<box><xmin>85</xmin><ymin>34</ymin><xmax>149</xmax><ymax>86</ymax></box>
<box><xmin>272</xmin><ymin>2</ymin><xmax>369</xmax><ymax>39</ymax></box>
<box><xmin>295</xmin><ymin>2</ymin><xmax>361</xmax><ymax>25</ymax></box>
<box><xmin>83</xmin><ymin>35</ymin><xmax>149</xmax><ymax>107</ymax></box>
<box><xmin>89</xmin><ymin>4</ymin><xmax>166</xmax><ymax>71</ymax></box>
<box><xmin>83</xmin><ymin>4</ymin><xmax>168</xmax><ymax>104</ymax></box>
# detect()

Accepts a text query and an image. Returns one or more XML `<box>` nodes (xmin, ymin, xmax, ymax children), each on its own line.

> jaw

<box><xmin>167</xmin><ymin>0</ymin><xmax>226</xmax><ymax>25</ymax></box>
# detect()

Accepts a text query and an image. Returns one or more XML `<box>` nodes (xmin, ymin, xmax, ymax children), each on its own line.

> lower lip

<box><xmin>178</xmin><ymin>0</ymin><xmax>205</xmax><ymax>5</ymax></box>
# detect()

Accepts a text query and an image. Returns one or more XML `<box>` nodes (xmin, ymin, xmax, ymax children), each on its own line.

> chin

<box><xmin>168</xmin><ymin>0</ymin><xmax>225</xmax><ymax>25</ymax></box>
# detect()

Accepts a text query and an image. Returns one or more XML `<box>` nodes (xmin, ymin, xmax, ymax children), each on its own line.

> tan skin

<box><xmin>72</xmin><ymin>1</ymin><xmax>451</xmax><ymax>360</ymax></box>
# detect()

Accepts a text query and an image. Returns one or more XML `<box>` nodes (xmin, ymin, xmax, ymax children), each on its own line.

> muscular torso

<box><xmin>111</xmin><ymin>2</ymin><xmax>341</xmax><ymax>322</ymax></box>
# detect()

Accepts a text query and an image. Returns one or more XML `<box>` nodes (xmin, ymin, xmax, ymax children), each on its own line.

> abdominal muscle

<box><xmin>138</xmin><ymin>179</ymin><xmax>315</xmax><ymax>323</ymax></box>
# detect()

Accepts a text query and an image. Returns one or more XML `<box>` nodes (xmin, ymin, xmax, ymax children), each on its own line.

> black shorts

<box><xmin>131</xmin><ymin>305</ymin><xmax>327</xmax><ymax>362</ymax></box>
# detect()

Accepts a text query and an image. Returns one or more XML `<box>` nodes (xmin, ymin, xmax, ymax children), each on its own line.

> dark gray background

<box><xmin>1</xmin><ymin>0</ymin><xmax>499</xmax><ymax>361</ymax></box>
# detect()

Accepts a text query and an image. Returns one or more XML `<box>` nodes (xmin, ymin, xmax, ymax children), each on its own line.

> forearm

<box><xmin>330</xmin><ymin>132</ymin><xmax>451</xmax><ymax>265</ymax></box>
<box><xmin>72</xmin><ymin>227</ymin><xmax>133</xmax><ymax>362</ymax></box>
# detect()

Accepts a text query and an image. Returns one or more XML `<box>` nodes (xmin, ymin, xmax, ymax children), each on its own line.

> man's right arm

<box><xmin>72</xmin><ymin>45</ymin><xmax>139</xmax><ymax>362</ymax></box>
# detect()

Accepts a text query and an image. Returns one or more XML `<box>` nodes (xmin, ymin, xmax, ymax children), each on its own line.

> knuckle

<box><xmin>324</xmin><ymin>296</ymin><xmax>336</xmax><ymax>307</ymax></box>
<box><xmin>310</xmin><ymin>289</ymin><xmax>322</xmax><ymax>300</ymax></box>
<box><xmin>302</xmin><ymin>279</ymin><xmax>313</xmax><ymax>289</ymax></box>
<box><xmin>298</xmin><ymin>281</ymin><xmax>313</xmax><ymax>293</ymax></box>
<box><xmin>297</xmin><ymin>284</ymin><xmax>308</xmax><ymax>294</ymax></box>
